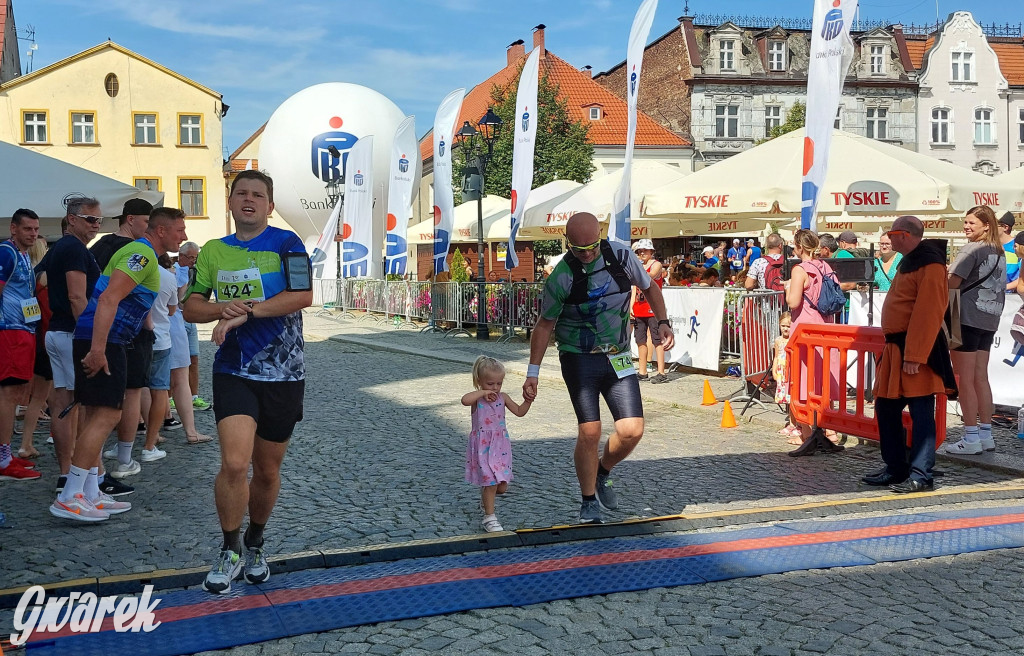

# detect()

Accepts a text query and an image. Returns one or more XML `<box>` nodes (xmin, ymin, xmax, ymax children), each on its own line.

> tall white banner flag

<box><xmin>385</xmin><ymin>116</ymin><xmax>417</xmax><ymax>276</ymax></box>
<box><xmin>342</xmin><ymin>135</ymin><xmax>374</xmax><ymax>278</ymax></box>
<box><xmin>506</xmin><ymin>48</ymin><xmax>541</xmax><ymax>270</ymax></box>
<box><xmin>309</xmin><ymin>196</ymin><xmax>342</xmax><ymax>280</ymax></box>
<box><xmin>801</xmin><ymin>0</ymin><xmax>858</xmax><ymax>230</ymax></box>
<box><xmin>432</xmin><ymin>88</ymin><xmax>466</xmax><ymax>274</ymax></box>
<box><xmin>610</xmin><ymin>0</ymin><xmax>658</xmax><ymax>246</ymax></box>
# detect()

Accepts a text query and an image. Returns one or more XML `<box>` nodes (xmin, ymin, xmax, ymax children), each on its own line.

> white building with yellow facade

<box><xmin>0</xmin><ymin>40</ymin><xmax>229</xmax><ymax>245</ymax></box>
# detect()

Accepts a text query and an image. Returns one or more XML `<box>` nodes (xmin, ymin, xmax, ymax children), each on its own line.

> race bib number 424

<box><xmin>216</xmin><ymin>268</ymin><xmax>266</xmax><ymax>302</ymax></box>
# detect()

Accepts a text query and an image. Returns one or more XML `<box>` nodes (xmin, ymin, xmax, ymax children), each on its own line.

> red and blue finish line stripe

<box><xmin>23</xmin><ymin>505</ymin><xmax>1024</xmax><ymax>656</ymax></box>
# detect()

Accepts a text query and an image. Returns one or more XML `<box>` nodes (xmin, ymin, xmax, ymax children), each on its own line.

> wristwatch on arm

<box><xmin>658</xmin><ymin>319</ymin><xmax>672</xmax><ymax>328</ymax></box>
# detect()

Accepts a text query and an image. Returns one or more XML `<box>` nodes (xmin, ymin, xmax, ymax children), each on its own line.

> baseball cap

<box><xmin>631</xmin><ymin>238</ymin><xmax>654</xmax><ymax>251</ymax></box>
<box><xmin>702</xmin><ymin>245</ymin><xmax>715</xmax><ymax>255</ymax></box>
<box><xmin>116</xmin><ymin>198</ymin><xmax>154</xmax><ymax>220</ymax></box>
<box><xmin>732</xmin><ymin>238</ymin><xmax>740</xmax><ymax>244</ymax></box>
<box><xmin>998</xmin><ymin>212</ymin><xmax>1015</xmax><ymax>229</ymax></box>
<box><xmin>1014</xmin><ymin>231</ymin><xmax>1024</xmax><ymax>246</ymax></box>
<box><xmin>838</xmin><ymin>230</ymin><xmax>858</xmax><ymax>243</ymax></box>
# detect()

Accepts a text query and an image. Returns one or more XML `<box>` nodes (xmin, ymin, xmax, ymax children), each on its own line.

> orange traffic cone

<box><xmin>721</xmin><ymin>400</ymin><xmax>738</xmax><ymax>428</ymax></box>
<box><xmin>701</xmin><ymin>380</ymin><xmax>718</xmax><ymax>406</ymax></box>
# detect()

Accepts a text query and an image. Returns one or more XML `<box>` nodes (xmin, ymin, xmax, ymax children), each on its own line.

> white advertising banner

<box><xmin>308</xmin><ymin>197</ymin><xmax>341</xmax><ymax>281</ymax></box>
<box><xmin>801</xmin><ymin>0</ymin><xmax>858</xmax><ymax>230</ymax></box>
<box><xmin>507</xmin><ymin>48</ymin><xmax>540</xmax><ymax>270</ymax></box>
<box><xmin>610</xmin><ymin>0</ymin><xmax>658</xmax><ymax>246</ymax></box>
<box><xmin>848</xmin><ymin>291</ymin><xmax>1024</xmax><ymax>408</ymax></box>
<box><xmin>632</xmin><ymin>287</ymin><xmax>725</xmax><ymax>371</ymax></box>
<box><xmin>432</xmin><ymin>88</ymin><xmax>466</xmax><ymax>274</ymax></box>
<box><xmin>341</xmin><ymin>135</ymin><xmax>374</xmax><ymax>278</ymax></box>
<box><xmin>385</xmin><ymin>116</ymin><xmax>417</xmax><ymax>276</ymax></box>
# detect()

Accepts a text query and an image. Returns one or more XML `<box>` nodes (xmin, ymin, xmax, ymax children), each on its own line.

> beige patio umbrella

<box><xmin>519</xmin><ymin>161</ymin><xmax>690</xmax><ymax>238</ymax></box>
<box><xmin>643</xmin><ymin>128</ymin><xmax>1022</xmax><ymax>220</ymax></box>
<box><xmin>407</xmin><ymin>195</ymin><xmax>509</xmax><ymax>244</ymax></box>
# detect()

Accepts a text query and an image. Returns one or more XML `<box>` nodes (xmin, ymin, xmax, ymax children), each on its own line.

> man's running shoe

<box><xmin>90</xmin><ymin>493</ymin><xmax>131</xmax><ymax>515</ymax></box>
<box><xmin>163</xmin><ymin>417</ymin><xmax>182</xmax><ymax>430</ymax></box>
<box><xmin>243</xmin><ymin>544</ymin><xmax>270</xmax><ymax>584</ymax></box>
<box><xmin>0</xmin><ymin>463</ymin><xmax>41</xmax><ymax>480</ymax></box>
<box><xmin>136</xmin><ymin>422</ymin><xmax>147</xmax><ymax>435</ymax></box>
<box><xmin>203</xmin><ymin>549</ymin><xmax>243</xmax><ymax>594</ymax></box>
<box><xmin>50</xmin><ymin>494</ymin><xmax>109</xmax><ymax>522</ymax></box>
<box><xmin>10</xmin><ymin>457</ymin><xmax>36</xmax><ymax>469</ymax></box>
<box><xmin>103</xmin><ymin>444</ymin><xmax>119</xmax><ymax>459</ymax></box>
<box><xmin>578</xmin><ymin>498</ymin><xmax>603</xmax><ymax>524</ymax></box>
<box><xmin>99</xmin><ymin>476</ymin><xmax>134</xmax><ymax>497</ymax></box>
<box><xmin>193</xmin><ymin>396</ymin><xmax>212</xmax><ymax>411</ymax></box>
<box><xmin>596</xmin><ymin>474</ymin><xmax>618</xmax><ymax>511</ymax></box>
<box><xmin>109</xmin><ymin>459</ymin><xmax>141</xmax><ymax>479</ymax></box>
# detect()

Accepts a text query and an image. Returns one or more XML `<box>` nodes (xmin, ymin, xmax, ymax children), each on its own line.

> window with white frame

<box><xmin>768</xmin><ymin>41</ymin><xmax>786</xmax><ymax>71</ymax></box>
<box><xmin>870</xmin><ymin>45</ymin><xmax>885</xmax><ymax>74</ymax></box>
<box><xmin>866</xmin><ymin>107</ymin><xmax>888</xmax><ymax>139</ymax></box>
<box><xmin>179</xmin><ymin>114</ymin><xmax>202</xmax><ymax>145</ymax></box>
<box><xmin>834</xmin><ymin>107</ymin><xmax>842</xmax><ymax>130</ymax></box>
<box><xmin>720</xmin><ymin>40</ymin><xmax>735</xmax><ymax>71</ymax></box>
<box><xmin>71</xmin><ymin>112</ymin><xmax>95</xmax><ymax>144</ymax></box>
<box><xmin>715</xmin><ymin>104</ymin><xmax>739</xmax><ymax>138</ymax></box>
<box><xmin>951</xmin><ymin>50</ymin><xmax>974</xmax><ymax>82</ymax></box>
<box><xmin>931</xmin><ymin>107</ymin><xmax>951</xmax><ymax>144</ymax></box>
<box><xmin>589</xmin><ymin>107</ymin><xmax>601</xmax><ymax>120</ymax></box>
<box><xmin>23</xmin><ymin>112</ymin><xmax>47</xmax><ymax>143</ymax></box>
<box><xmin>974</xmin><ymin>108</ymin><xmax>994</xmax><ymax>144</ymax></box>
<box><xmin>134</xmin><ymin>113</ymin><xmax>157</xmax><ymax>144</ymax></box>
<box><xmin>765</xmin><ymin>106</ymin><xmax>782</xmax><ymax>133</ymax></box>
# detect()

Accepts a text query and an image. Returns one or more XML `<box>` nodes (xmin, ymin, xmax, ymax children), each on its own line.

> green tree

<box><xmin>450</xmin><ymin>249</ymin><xmax>471</xmax><ymax>283</ymax></box>
<box><xmin>455</xmin><ymin>69</ymin><xmax>595</xmax><ymax>200</ymax></box>
<box><xmin>758</xmin><ymin>101</ymin><xmax>806</xmax><ymax>144</ymax></box>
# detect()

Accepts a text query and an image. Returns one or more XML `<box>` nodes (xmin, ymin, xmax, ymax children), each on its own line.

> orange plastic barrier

<box><xmin>786</xmin><ymin>324</ymin><xmax>947</xmax><ymax>449</ymax></box>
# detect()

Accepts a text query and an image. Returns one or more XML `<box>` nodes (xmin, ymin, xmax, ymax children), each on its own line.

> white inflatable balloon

<box><xmin>258</xmin><ymin>83</ymin><xmax>408</xmax><ymax>279</ymax></box>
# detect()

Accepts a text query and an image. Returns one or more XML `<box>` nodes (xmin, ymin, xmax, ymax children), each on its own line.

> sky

<box><xmin>12</xmin><ymin>0</ymin><xmax>1016</xmax><ymax>156</ymax></box>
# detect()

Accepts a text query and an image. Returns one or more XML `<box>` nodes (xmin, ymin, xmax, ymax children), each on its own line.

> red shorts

<box><xmin>0</xmin><ymin>330</ymin><xmax>35</xmax><ymax>385</ymax></box>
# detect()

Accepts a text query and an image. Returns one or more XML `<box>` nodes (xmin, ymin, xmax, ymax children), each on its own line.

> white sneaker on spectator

<box><xmin>140</xmin><ymin>447</ymin><xmax>166</xmax><ymax>462</ymax></box>
<box><xmin>940</xmin><ymin>439</ymin><xmax>982</xmax><ymax>455</ymax></box>
<box><xmin>90</xmin><ymin>493</ymin><xmax>132</xmax><ymax>515</ymax></box>
<box><xmin>980</xmin><ymin>436</ymin><xmax>996</xmax><ymax>452</ymax></box>
<box><xmin>109</xmin><ymin>459</ymin><xmax>142</xmax><ymax>479</ymax></box>
<box><xmin>103</xmin><ymin>445</ymin><xmax>118</xmax><ymax>459</ymax></box>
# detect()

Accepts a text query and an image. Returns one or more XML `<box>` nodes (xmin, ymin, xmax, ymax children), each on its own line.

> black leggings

<box><xmin>559</xmin><ymin>351</ymin><xmax>644</xmax><ymax>425</ymax></box>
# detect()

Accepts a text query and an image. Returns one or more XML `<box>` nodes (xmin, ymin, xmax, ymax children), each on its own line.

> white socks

<box><xmin>59</xmin><ymin>465</ymin><xmax>88</xmax><ymax>502</ymax></box>
<box><xmin>84</xmin><ymin>467</ymin><xmax>100</xmax><ymax>500</ymax></box>
<box><xmin>964</xmin><ymin>426</ymin><xmax>980</xmax><ymax>444</ymax></box>
<box><xmin>118</xmin><ymin>441</ymin><xmax>134</xmax><ymax>466</ymax></box>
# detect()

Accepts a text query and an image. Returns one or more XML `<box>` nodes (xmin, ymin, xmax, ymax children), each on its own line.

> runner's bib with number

<box><xmin>607</xmin><ymin>352</ymin><xmax>637</xmax><ymax>379</ymax></box>
<box><xmin>216</xmin><ymin>268</ymin><xmax>266</xmax><ymax>302</ymax></box>
<box><xmin>21</xmin><ymin>297</ymin><xmax>41</xmax><ymax>323</ymax></box>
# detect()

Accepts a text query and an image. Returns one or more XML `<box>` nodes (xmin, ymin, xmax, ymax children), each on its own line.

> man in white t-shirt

<box><xmin>140</xmin><ymin>258</ymin><xmax>179</xmax><ymax>462</ymax></box>
<box><xmin>745</xmin><ymin>233</ymin><xmax>786</xmax><ymax>291</ymax></box>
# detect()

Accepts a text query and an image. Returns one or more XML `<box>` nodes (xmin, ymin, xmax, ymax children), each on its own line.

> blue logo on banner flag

<box><xmin>386</xmin><ymin>234</ymin><xmax>408</xmax><ymax>275</ymax></box>
<box><xmin>822</xmin><ymin>6</ymin><xmax>845</xmax><ymax>40</ymax></box>
<box><xmin>522</xmin><ymin>110</ymin><xmax>530</xmax><ymax>132</ymax></box>
<box><xmin>439</xmin><ymin>139</ymin><xmax>446</xmax><ymax>157</ymax></box>
<box><xmin>630</xmin><ymin>68</ymin><xmax>637</xmax><ymax>96</ymax></box>
<box><xmin>311</xmin><ymin>130</ymin><xmax>357</xmax><ymax>183</ymax></box>
<box><xmin>354</xmin><ymin>172</ymin><xmax>364</xmax><ymax>186</ymax></box>
<box><xmin>342</xmin><ymin>241</ymin><xmax>370</xmax><ymax>278</ymax></box>
<box><xmin>398</xmin><ymin>157</ymin><xmax>409</xmax><ymax>173</ymax></box>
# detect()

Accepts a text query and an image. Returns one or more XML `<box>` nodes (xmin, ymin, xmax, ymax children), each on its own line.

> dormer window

<box><xmin>720</xmin><ymin>40</ymin><xmax>735</xmax><ymax>71</ymax></box>
<box><xmin>768</xmin><ymin>41</ymin><xmax>786</xmax><ymax>71</ymax></box>
<box><xmin>869</xmin><ymin>45</ymin><xmax>885</xmax><ymax>74</ymax></box>
<box><xmin>589</xmin><ymin>107</ymin><xmax>601</xmax><ymax>120</ymax></box>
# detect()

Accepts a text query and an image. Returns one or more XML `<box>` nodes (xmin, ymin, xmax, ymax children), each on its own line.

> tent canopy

<box><xmin>0</xmin><ymin>141</ymin><xmax>163</xmax><ymax>238</ymax></box>
<box><xmin>642</xmin><ymin>128</ymin><xmax>1022</xmax><ymax>220</ymax></box>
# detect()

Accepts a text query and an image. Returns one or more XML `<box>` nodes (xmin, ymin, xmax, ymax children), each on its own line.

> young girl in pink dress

<box><xmin>462</xmin><ymin>356</ymin><xmax>532</xmax><ymax>533</ymax></box>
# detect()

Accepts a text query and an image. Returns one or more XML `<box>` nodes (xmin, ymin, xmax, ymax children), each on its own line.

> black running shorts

<box><xmin>559</xmin><ymin>351</ymin><xmax>644</xmax><ymax>425</ymax></box>
<box><xmin>73</xmin><ymin>339</ymin><xmax>128</xmax><ymax>409</ymax></box>
<box><xmin>125</xmin><ymin>329</ymin><xmax>155</xmax><ymax>390</ymax></box>
<box><xmin>212</xmin><ymin>373</ymin><xmax>305</xmax><ymax>443</ymax></box>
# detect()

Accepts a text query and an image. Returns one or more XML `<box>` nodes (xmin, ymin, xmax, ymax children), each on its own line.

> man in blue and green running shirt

<box><xmin>50</xmin><ymin>207</ymin><xmax>187</xmax><ymax>523</ymax></box>
<box><xmin>183</xmin><ymin>170</ymin><xmax>313</xmax><ymax>595</ymax></box>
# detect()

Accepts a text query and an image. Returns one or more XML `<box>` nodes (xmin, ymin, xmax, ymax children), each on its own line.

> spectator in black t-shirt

<box><xmin>36</xmin><ymin>198</ymin><xmax>102</xmax><ymax>479</ymax></box>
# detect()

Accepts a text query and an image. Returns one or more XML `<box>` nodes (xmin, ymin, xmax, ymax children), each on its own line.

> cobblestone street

<box><xmin>3</xmin><ymin>312</ymin><xmax>1024</xmax><ymax>655</ymax></box>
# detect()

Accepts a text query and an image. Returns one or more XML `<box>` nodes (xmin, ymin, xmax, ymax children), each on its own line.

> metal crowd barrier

<box><xmin>730</xmin><ymin>290</ymin><xmax>787</xmax><ymax>414</ymax></box>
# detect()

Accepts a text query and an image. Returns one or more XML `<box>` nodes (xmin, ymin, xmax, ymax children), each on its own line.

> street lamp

<box><xmin>325</xmin><ymin>145</ymin><xmax>344</xmax><ymax>284</ymax></box>
<box><xmin>455</xmin><ymin>106</ymin><xmax>503</xmax><ymax>340</ymax></box>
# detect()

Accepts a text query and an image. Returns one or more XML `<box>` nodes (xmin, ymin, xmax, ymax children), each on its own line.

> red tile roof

<box><xmin>903</xmin><ymin>36</ymin><xmax>933</xmax><ymax>71</ymax></box>
<box><xmin>420</xmin><ymin>49</ymin><xmax>689</xmax><ymax>163</ymax></box>
<box><xmin>991</xmin><ymin>41</ymin><xmax>1024</xmax><ymax>86</ymax></box>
